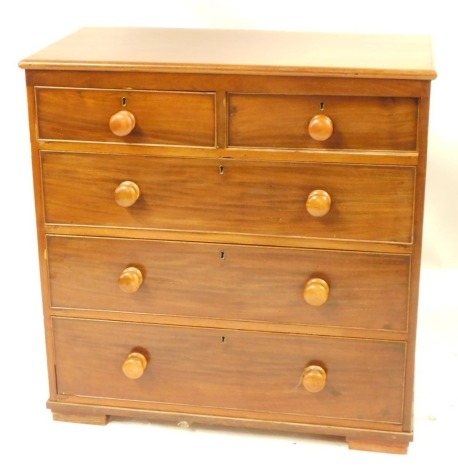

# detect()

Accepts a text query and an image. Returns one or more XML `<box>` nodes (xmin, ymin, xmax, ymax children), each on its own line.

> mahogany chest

<box><xmin>20</xmin><ymin>28</ymin><xmax>436</xmax><ymax>453</ymax></box>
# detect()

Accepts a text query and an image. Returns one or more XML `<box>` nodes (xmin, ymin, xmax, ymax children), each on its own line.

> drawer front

<box><xmin>48</xmin><ymin>236</ymin><xmax>410</xmax><ymax>332</ymax></box>
<box><xmin>53</xmin><ymin>318</ymin><xmax>406</xmax><ymax>425</ymax></box>
<box><xmin>35</xmin><ymin>87</ymin><xmax>216</xmax><ymax>147</ymax></box>
<box><xmin>41</xmin><ymin>152</ymin><xmax>415</xmax><ymax>244</ymax></box>
<box><xmin>228</xmin><ymin>94</ymin><xmax>418</xmax><ymax>151</ymax></box>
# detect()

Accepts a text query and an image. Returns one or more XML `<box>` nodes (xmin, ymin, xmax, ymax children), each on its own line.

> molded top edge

<box><xmin>19</xmin><ymin>27</ymin><xmax>437</xmax><ymax>80</ymax></box>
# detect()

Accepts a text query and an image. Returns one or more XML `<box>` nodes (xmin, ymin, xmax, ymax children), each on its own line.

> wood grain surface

<box><xmin>53</xmin><ymin>317</ymin><xmax>406</xmax><ymax>425</ymax></box>
<box><xmin>36</xmin><ymin>87</ymin><xmax>216</xmax><ymax>147</ymax></box>
<box><xmin>20</xmin><ymin>29</ymin><xmax>435</xmax><ymax>451</ymax></box>
<box><xmin>41</xmin><ymin>152</ymin><xmax>415</xmax><ymax>244</ymax></box>
<box><xmin>47</xmin><ymin>235</ymin><xmax>411</xmax><ymax>332</ymax></box>
<box><xmin>228</xmin><ymin>94</ymin><xmax>418</xmax><ymax>151</ymax></box>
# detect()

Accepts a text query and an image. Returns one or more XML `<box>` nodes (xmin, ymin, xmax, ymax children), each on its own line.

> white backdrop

<box><xmin>2</xmin><ymin>1</ymin><xmax>457</xmax><ymax>469</ymax></box>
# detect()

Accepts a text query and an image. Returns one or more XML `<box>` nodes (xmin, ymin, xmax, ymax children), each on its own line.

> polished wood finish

<box><xmin>19</xmin><ymin>28</ymin><xmax>436</xmax><ymax>80</ymax></box>
<box><xmin>346</xmin><ymin>438</ymin><xmax>408</xmax><ymax>454</ymax></box>
<box><xmin>46</xmin><ymin>235</ymin><xmax>410</xmax><ymax>332</ymax></box>
<box><xmin>228</xmin><ymin>94</ymin><xmax>418</xmax><ymax>151</ymax></box>
<box><xmin>302</xmin><ymin>365</ymin><xmax>327</xmax><ymax>393</ymax></box>
<box><xmin>52</xmin><ymin>411</ymin><xmax>108</xmax><ymax>425</ymax></box>
<box><xmin>35</xmin><ymin>87</ymin><xmax>216</xmax><ymax>147</ymax></box>
<box><xmin>53</xmin><ymin>317</ymin><xmax>406</xmax><ymax>425</ymax></box>
<box><xmin>114</xmin><ymin>181</ymin><xmax>140</xmax><ymax>208</ymax></box>
<box><xmin>303</xmin><ymin>278</ymin><xmax>330</xmax><ymax>306</ymax></box>
<box><xmin>308</xmin><ymin>114</ymin><xmax>333</xmax><ymax>141</ymax></box>
<box><xmin>305</xmin><ymin>190</ymin><xmax>332</xmax><ymax>218</ymax></box>
<box><xmin>109</xmin><ymin>110</ymin><xmax>136</xmax><ymax>137</ymax></box>
<box><xmin>41</xmin><ymin>152</ymin><xmax>416</xmax><ymax>244</ymax></box>
<box><xmin>122</xmin><ymin>351</ymin><xmax>148</xmax><ymax>379</ymax></box>
<box><xmin>20</xmin><ymin>28</ymin><xmax>435</xmax><ymax>453</ymax></box>
<box><xmin>48</xmin><ymin>399</ymin><xmax>412</xmax><ymax>442</ymax></box>
<box><xmin>118</xmin><ymin>266</ymin><xmax>143</xmax><ymax>294</ymax></box>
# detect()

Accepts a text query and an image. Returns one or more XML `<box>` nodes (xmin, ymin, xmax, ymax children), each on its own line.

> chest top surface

<box><xmin>19</xmin><ymin>27</ymin><xmax>436</xmax><ymax>79</ymax></box>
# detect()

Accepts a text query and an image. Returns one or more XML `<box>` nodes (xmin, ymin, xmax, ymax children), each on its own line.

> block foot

<box><xmin>347</xmin><ymin>438</ymin><xmax>409</xmax><ymax>454</ymax></box>
<box><xmin>53</xmin><ymin>411</ymin><xmax>109</xmax><ymax>425</ymax></box>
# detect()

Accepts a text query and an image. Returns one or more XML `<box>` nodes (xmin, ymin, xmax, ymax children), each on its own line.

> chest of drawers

<box><xmin>20</xmin><ymin>28</ymin><xmax>436</xmax><ymax>453</ymax></box>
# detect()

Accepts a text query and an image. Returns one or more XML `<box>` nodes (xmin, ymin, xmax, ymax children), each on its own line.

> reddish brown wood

<box><xmin>109</xmin><ymin>110</ymin><xmax>136</xmax><ymax>137</ymax></box>
<box><xmin>20</xmin><ymin>28</ymin><xmax>435</xmax><ymax>453</ymax></box>
<box><xmin>302</xmin><ymin>365</ymin><xmax>327</xmax><ymax>392</ymax></box>
<box><xmin>53</xmin><ymin>317</ymin><xmax>406</xmax><ymax>425</ymax></box>
<box><xmin>228</xmin><ymin>94</ymin><xmax>418</xmax><ymax>151</ymax></box>
<box><xmin>118</xmin><ymin>266</ymin><xmax>143</xmax><ymax>294</ymax></box>
<box><xmin>41</xmin><ymin>152</ymin><xmax>416</xmax><ymax>244</ymax></box>
<box><xmin>35</xmin><ymin>87</ymin><xmax>216</xmax><ymax>147</ymax></box>
<box><xmin>46</xmin><ymin>235</ymin><xmax>411</xmax><ymax>332</ymax></box>
<box><xmin>347</xmin><ymin>438</ymin><xmax>409</xmax><ymax>454</ymax></box>
<box><xmin>308</xmin><ymin>114</ymin><xmax>334</xmax><ymax>142</ymax></box>
<box><xmin>305</xmin><ymin>189</ymin><xmax>332</xmax><ymax>218</ymax></box>
<box><xmin>303</xmin><ymin>278</ymin><xmax>330</xmax><ymax>306</ymax></box>
<box><xmin>19</xmin><ymin>28</ymin><xmax>436</xmax><ymax>80</ymax></box>
<box><xmin>114</xmin><ymin>181</ymin><xmax>140</xmax><ymax>208</ymax></box>
<box><xmin>53</xmin><ymin>412</ymin><xmax>108</xmax><ymax>425</ymax></box>
<box><xmin>402</xmin><ymin>85</ymin><xmax>433</xmax><ymax>432</ymax></box>
<box><xmin>122</xmin><ymin>351</ymin><xmax>148</xmax><ymax>379</ymax></box>
<box><xmin>48</xmin><ymin>399</ymin><xmax>414</xmax><ymax>439</ymax></box>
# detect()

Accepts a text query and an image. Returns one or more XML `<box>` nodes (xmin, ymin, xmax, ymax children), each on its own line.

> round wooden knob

<box><xmin>122</xmin><ymin>351</ymin><xmax>148</xmax><ymax>379</ymax></box>
<box><xmin>303</xmin><ymin>365</ymin><xmax>327</xmax><ymax>393</ymax></box>
<box><xmin>306</xmin><ymin>189</ymin><xmax>331</xmax><ymax>217</ymax></box>
<box><xmin>304</xmin><ymin>278</ymin><xmax>330</xmax><ymax>306</ymax></box>
<box><xmin>115</xmin><ymin>181</ymin><xmax>140</xmax><ymax>208</ymax></box>
<box><xmin>118</xmin><ymin>266</ymin><xmax>143</xmax><ymax>293</ymax></box>
<box><xmin>308</xmin><ymin>114</ymin><xmax>333</xmax><ymax>141</ymax></box>
<box><xmin>109</xmin><ymin>110</ymin><xmax>136</xmax><ymax>136</ymax></box>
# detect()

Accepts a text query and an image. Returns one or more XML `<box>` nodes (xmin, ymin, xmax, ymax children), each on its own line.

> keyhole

<box><xmin>221</xmin><ymin>336</ymin><xmax>226</xmax><ymax>343</ymax></box>
<box><xmin>219</xmin><ymin>165</ymin><xmax>224</xmax><ymax>175</ymax></box>
<box><xmin>122</xmin><ymin>97</ymin><xmax>127</xmax><ymax>106</ymax></box>
<box><xmin>220</xmin><ymin>251</ymin><xmax>225</xmax><ymax>260</ymax></box>
<box><xmin>320</xmin><ymin>102</ymin><xmax>325</xmax><ymax>111</ymax></box>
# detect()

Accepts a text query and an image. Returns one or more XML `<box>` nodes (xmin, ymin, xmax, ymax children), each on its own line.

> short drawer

<box><xmin>48</xmin><ymin>236</ymin><xmax>410</xmax><ymax>332</ymax></box>
<box><xmin>41</xmin><ymin>152</ymin><xmax>415</xmax><ymax>244</ymax></box>
<box><xmin>35</xmin><ymin>87</ymin><xmax>216</xmax><ymax>147</ymax></box>
<box><xmin>53</xmin><ymin>318</ymin><xmax>406</xmax><ymax>425</ymax></box>
<box><xmin>228</xmin><ymin>94</ymin><xmax>418</xmax><ymax>151</ymax></box>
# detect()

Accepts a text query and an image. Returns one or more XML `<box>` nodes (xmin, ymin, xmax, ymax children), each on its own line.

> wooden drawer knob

<box><xmin>109</xmin><ymin>110</ymin><xmax>136</xmax><ymax>136</ymax></box>
<box><xmin>308</xmin><ymin>114</ymin><xmax>333</xmax><ymax>141</ymax></box>
<box><xmin>304</xmin><ymin>278</ymin><xmax>330</xmax><ymax>306</ymax></box>
<box><xmin>122</xmin><ymin>351</ymin><xmax>148</xmax><ymax>379</ymax></box>
<box><xmin>306</xmin><ymin>189</ymin><xmax>331</xmax><ymax>217</ymax></box>
<box><xmin>303</xmin><ymin>365</ymin><xmax>327</xmax><ymax>393</ymax></box>
<box><xmin>115</xmin><ymin>181</ymin><xmax>140</xmax><ymax>208</ymax></box>
<box><xmin>118</xmin><ymin>266</ymin><xmax>143</xmax><ymax>293</ymax></box>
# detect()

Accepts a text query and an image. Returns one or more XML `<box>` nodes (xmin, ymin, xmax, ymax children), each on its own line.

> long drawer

<box><xmin>47</xmin><ymin>235</ymin><xmax>410</xmax><ymax>332</ymax></box>
<box><xmin>41</xmin><ymin>152</ymin><xmax>415</xmax><ymax>244</ymax></box>
<box><xmin>35</xmin><ymin>87</ymin><xmax>216</xmax><ymax>147</ymax></box>
<box><xmin>53</xmin><ymin>317</ymin><xmax>406</xmax><ymax>425</ymax></box>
